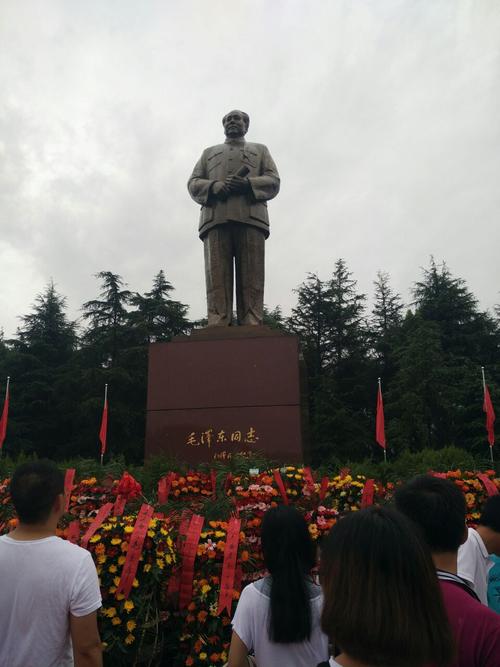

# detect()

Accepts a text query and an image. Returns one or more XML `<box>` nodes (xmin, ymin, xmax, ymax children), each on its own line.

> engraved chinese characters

<box><xmin>185</xmin><ymin>426</ymin><xmax>260</xmax><ymax>461</ymax></box>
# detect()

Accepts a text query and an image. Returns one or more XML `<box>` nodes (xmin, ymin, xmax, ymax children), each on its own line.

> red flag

<box><xmin>376</xmin><ymin>383</ymin><xmax>386</xmax><ymax>450</ymax></box>
<box><xmin>0</xmin><ymin>379</ymin><xmax>10</xmax><ymax>451</ymax></box>
<box><xmin>99</xmin><ymin>387</ymin><xmax>108</xmax><ymax>458</ymax></box>
<box><xmin>483</xmin><ymin>384</ymin><xmax>495</xmax><ymax>447</ymax></box>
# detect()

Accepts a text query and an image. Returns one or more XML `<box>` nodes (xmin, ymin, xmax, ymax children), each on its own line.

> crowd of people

<box><xmin>1</xmin><ymin>461</ymin><xmax>500</xmax><ymax>667</ymax></box>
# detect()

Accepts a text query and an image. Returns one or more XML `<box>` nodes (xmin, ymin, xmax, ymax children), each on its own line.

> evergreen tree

<box><xmin>263</xmin><ymin>305</ymin><xmax>287</xmax><ymax>331</ymax></box>
<box><xmin>15</xmin><ymin>280</ymin><xmax>76</xmax><ymax>364</ymax></box>
<box><xmin>82</xmin><ymin>271</ymin><xmax>132</xmax><ymax>367</ymax></box>
<box><xmin>128</xmin><ymin>270</ymin><xmax>191</xmax><ymax>344</ymax></box>
<box><xmin>288</xmin><ymin>273</ymin><xmax>332</xmax><ymax>381</ymax></box>
<box><xmin>6</xmin><ymin>282</ymin><xmax>77</xmax><ymax>457</ymax></box>
<box><xmin>289</xmin><ymin>260</ymin><xmax>372</xmax><ymax>463</ymax></box>
<box><xmin>371</xmin><ymin>270</ymin><xmax>404</xmax><ymax>376</ymax></box>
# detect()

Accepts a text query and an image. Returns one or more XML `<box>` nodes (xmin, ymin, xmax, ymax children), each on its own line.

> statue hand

<box><xmin>212</xmin><ymin>181</ymin><xmax>230</xmax><ymax>199</ymax></box>
<box><xmin>225</xmin><ymin>175</ymin><xmax>250</xmax><ymax>194</ymax></box>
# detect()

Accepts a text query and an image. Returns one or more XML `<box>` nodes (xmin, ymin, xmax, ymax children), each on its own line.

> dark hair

<box><xmin>261</xmin><ymin>505</ymin><xmax>316</xmax><ymax>643</ymax></box>
<box><xmin>10</xmin><ymin>460</ymin><xmax>64</xmax><ymax>524</ymax></box>
<box><xmin>394</xmin><ymin>475</ymin><xmax>466</xmax><ymax>552</ymax></box>
<box><xmin>320</xmin><ymin>507</ymin><xmax>455</xmax><ymax>667</ymax></box>
<box><xmin>479</xmin><ymin>495</ymin><xmax>500</xmax><ymax>532</ymax></box>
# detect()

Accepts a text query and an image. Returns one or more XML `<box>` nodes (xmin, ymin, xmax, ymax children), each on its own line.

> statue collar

<box><xmin>224</xmin><ymin>137</ymin><xmax>246</xmax><ymax>146</ymax></box>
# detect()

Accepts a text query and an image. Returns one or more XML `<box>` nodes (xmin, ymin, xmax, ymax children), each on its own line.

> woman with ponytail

<box><xmin>227</xmin><ymin>505</ymin><xmax>329</xmax><ymax>667</ymax></box>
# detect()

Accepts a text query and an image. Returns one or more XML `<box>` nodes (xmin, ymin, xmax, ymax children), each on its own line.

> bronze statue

<box><xmin>188</xmin><ymin>110</ymin><xmax>280</xmax><ymax>326</ymax></box>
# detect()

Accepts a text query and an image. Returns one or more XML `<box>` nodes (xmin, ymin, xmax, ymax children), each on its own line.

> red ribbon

<box><xmin>113</xmin><ymin>495</ymin><xmax>127</xmax><ymax>516</ymax></box>
<box><xmin>66</xmin><ymin>519</ymin><xmax>80</xmax><ymax>544</ymax></box>
<box><xmin>273</xmin><ymin>470</ymin><xmax>289</xmax><ymax>505</ymax></box>
<box><xmin>158</xmin><ymin>473</ymin><xmax>173</xmax><ymax>504</ymax></box>
<box><xmin>361</xmin><ymin>479</ymin><xmax>375</xmax><ymax>508</ymax></box>
<box><xmin>64</xmin><ymin>468</ymin><xmax>76</xmax><ymax>512</ymax></box>
<box><xmin>303</xmin><ymin>467</ymin><xmax>315</xmax><ymax>493</ymax></box>
<box><xmin>81</xmin><ymin>502</ymin><xmax>114</xmax><ymax>549</ymax></box>
<box><xmin>210</xmin><ymin>469</ymin><xmax>217</xmax><ymax>500</ymax></box>
<box><xmin>116</xmin><ymin>504</ymin><xmax>155</xmax><ymax>599</ymax></box>
<box><xmin>319</xmin><ymin>476</ymin><xmax>329</xmax><ymax>502</ymax></box>
<box><xmin>478</xmin><ymin>473</ymin><xmax>499</xmax><ymax>497</ymax></box>
<box><xmin>218</xmin><ymin>517</ymin><xmax>241</xmax><ymax>615</ymax></box>
<box><xmin>179</xmin><ymin>514</ymin><xmax>204</xmax><ymax>610</ymax></box>
<box><xmin>224</xmin><ymin>472</ymin><xmax>233</xmax><ymax>493</ymax></box>
<box><xmin>430</xmin><ymin>472</ymin><xmax>448</xmax><ymax>479</ymax></box>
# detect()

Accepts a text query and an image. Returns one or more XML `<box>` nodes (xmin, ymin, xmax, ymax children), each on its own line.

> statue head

<box><xmin>222</xmin><ymin>110</ymin><xmax>249</xmax><ymax>139</ymax></box>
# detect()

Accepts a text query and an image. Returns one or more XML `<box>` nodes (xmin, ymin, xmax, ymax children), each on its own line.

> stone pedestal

<box><xmin>145</xmin><ymin>326</ymin><xmax>307</xmax><ymax>463</ymax></box>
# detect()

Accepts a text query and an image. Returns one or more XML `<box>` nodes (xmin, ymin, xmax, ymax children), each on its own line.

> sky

<box><xmin>1</xmin><ymin>0</ymin><xmax>499</xmax><ymax>337</ymax></box>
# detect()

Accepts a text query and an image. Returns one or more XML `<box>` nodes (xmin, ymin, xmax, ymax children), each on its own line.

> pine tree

<box><xmin>371</xmin><ymin>270</ymin><xmax>404</xmax><ymax>376</ymax></box>
<box><xmin>128</xmin><ymin>270</ymin><xmax>191</xmax><ymax>344</ymax></box>
<box><xmin>7</xmin><ymin>282</ymin><xmax>77</xmax><ymax>456</ymax></box>
<box><xmin>82</xmin><ymin>271</ymin><xmax>132</xmax><ymax>367</ymax></box>
<box><xmin>289</xmin><ymin>260</ymin><xmax>372</xmax><ymax>463</ymax></box>
<box><xmin>15</xmin><ymin>280</ymin><xmax>76</xmax><ymax>364</ymax></box>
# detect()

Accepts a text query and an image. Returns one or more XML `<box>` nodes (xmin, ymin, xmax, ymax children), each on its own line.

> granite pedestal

<box><xmin>145</xmin><ymin>326</ymin><xmax>307</xmax><ymax>463</ymax></box>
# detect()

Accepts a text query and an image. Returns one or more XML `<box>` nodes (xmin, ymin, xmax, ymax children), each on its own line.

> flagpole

<box><xmin>100</xmin><ymin>383</ymin><xmax>108</xmax><ymax>466</ymax></box>
<box><xmin>481</xmin><ymin>367</ymin><xmax>494</xmax><ymax>464</ymax></box>
<box><xmin>0</xmin><ymin>377</ymin><xmax>10</xmax><ymax>459</ymax></box>
<box><xmin>378</xmin><ymin>378</ymin><xmax>387</xmax><ymax>463</ymax></box>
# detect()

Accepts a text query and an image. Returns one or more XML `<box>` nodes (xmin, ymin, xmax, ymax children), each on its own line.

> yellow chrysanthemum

<box><xmin>108</xmin><ymin>565</ymin><xmax>117</xmax><ymax>573</ymax></box>
<box><xmin>143</xmin><ymin>563</ymin><xmax>152</xmax><ymax>573</ymax></box>
<box><xmin>118</xmin><ymin>555</ymin><xmax>126</xmax><ymax>565</ymax></box>
<box><xmin>126</xmin><ymin>620</ymin><xmax>137</xmax><ymax>632</ymax></box>
<box><xmin>111</xmin><ymin>616</ymin><xmax>121</xmax><ymax>625</ymax></box>
<box><xmin>125</xmin><ymin>634</ymin><xmax>135</xmax><ymax>645</ymax></box>
<box><xmin>124</xmin><ymin>600</ymin><xmax>134</xmax><ymax>612</ymax></box>
<box><xmin>124</xmin><ymin>526</ymin><xmax>134</xmax><ymax>534</ymax></box>
<box><xmin>89</xmin><ymin>535</ymin><xmax>101</xmax><ymax>543</ymax></box>
<box><xmin>111</xmin><ymin>538</ymin><xmax>121</xmax><ymax>545</ymax></box>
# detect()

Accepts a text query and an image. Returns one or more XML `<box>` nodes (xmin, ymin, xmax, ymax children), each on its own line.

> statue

<box><xmin>188</xmin><ymin>110</ymin><xmax>280</xmax><ymax>326</ymax></box>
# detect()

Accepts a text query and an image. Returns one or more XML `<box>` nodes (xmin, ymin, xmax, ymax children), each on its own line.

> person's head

<box><xmin>261</xmin><ymin>505</ymin><xmax>316</xmax><ymax>643</ymax></box>
<box><xmin>477</xmin><ymin>495</ymin><xmax>500</xmax><ymax>554</ymax></box>
<box><xmin>10</xmin><ymin>460</ymin><xmax>65</xmax><ymax>525</ymax></box>
<box><xmin>394</xmin><ymin>475</ymin><xmax>467</xmax><ymax>553</ymax></box>
<box><xmin>222</xmin><ymin>109</ymin><xmax>249</xmax><ymax>139</ymax></box>
<box><xmin>320</xmin><ymin>507</ymin><xmax>455</xmax><ymax>667</ymax></box>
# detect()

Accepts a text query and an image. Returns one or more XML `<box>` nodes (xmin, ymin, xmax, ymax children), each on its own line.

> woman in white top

<box><xmin>228</xmin><ymin>505</ymin><xmax>329</xmax><ymax>667</ymax></box>
<box><xmin>318</xmin><ymin>507</ymin><xmax>455</xmax><ymax>667</ymax></box>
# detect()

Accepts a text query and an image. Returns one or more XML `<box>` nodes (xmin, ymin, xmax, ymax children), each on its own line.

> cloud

<box><xmin>0</xmin><ymin>0</ymin><xmax>499</xmax><ymax>336</ymax></box>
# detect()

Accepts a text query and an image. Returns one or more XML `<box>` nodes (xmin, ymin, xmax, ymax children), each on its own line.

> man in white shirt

<box><xmin>458</xmin><ymin>495</ymin><xmax>500</xmax><ymax>605</ymax></box>
<box><xmin>0</xmin><ymin>460</ymin><xmax>103</xmax><ymax>667</ymax></box>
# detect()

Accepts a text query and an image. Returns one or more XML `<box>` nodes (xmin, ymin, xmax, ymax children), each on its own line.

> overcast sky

<box><xmin>1</xmin><ymin>0</ymin><xmax>499</xmax><ymax>337</ymax></box>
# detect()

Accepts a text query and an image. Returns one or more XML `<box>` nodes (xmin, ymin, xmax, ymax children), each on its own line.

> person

<box><xmin>188</xmin><ymin>109</ymin><xmax>280</xmax><ymax>327</ymax></box>
<box><xmin>488</xmin><ymin>554</ymin><xmax>500</xmax><ymax>613</ymax></box>
<box><xmin>395</xmin><ymin>475</ymin><xmax>500</xmax><ymax>666</ymax></box>
<box><xmin>227</xmin><ymin>505</ymin><xmax>328</xmax><ymax>667</ymax></box>
<box><xmin>458</xmin><ymin>494</ymin><xmax>500</xmax><ymax>605</ymax></box>
<box><xmin>319</xmin><ymin>506</ymin><xmax>454</xmax><ymax>667</ymax></box>
<box><xmin>0</xmin><ymin>460</ymin><xmax>103</xmax><ymax>667</ymax></box>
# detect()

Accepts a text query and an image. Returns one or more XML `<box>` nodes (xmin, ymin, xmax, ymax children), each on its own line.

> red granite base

<box><xmin>145</xmin><ymin>327</ymin><xmax>306</xmax><ymax>464</ymax></box>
